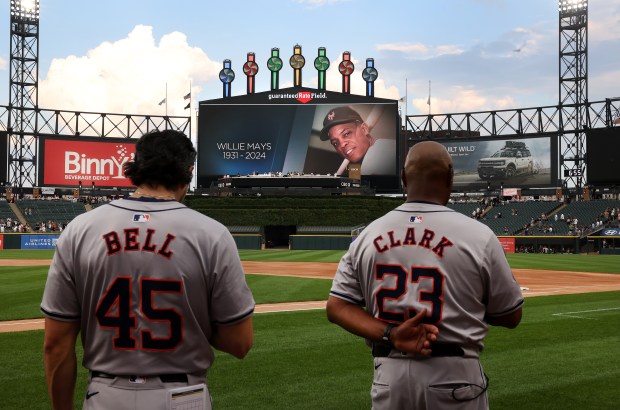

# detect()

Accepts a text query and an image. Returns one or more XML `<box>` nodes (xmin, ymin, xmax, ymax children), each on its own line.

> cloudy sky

<box><xmin>0</xmin><ymin>0</ymin><xmax>618</xmax><ymax>125</ymax></box>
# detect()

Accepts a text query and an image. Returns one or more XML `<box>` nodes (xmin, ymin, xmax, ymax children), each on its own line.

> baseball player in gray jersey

<box><xmin>41</xmin><ymin>130</ymin><xmax>255</xmax><ymax>410</ymax></box>
<box><xmin>327</xmin><ymin>141</ymin><xmax>523</xmax><ymax>409</ymax></box>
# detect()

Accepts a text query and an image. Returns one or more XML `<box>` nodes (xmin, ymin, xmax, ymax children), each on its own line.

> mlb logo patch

<box><xmin>409</xmin><ymin>215</ymin><xmax>423</xmax><ymax>223</ymax></box>
<box><xmin>132</xmin><ymin>213</ymin><xmax>150</xmax><ymax>223</ymax></box>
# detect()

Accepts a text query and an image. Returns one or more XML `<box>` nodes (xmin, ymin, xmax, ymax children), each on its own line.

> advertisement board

<box><xmin>21</xmin><ymin>234</ymin><xmax>60</xmax><ymax>250</ymax></box>
<box><xmin>414</xmin><ymin>135</ymin><xmax>557</xmax><ymax>190</ymax></box>
<box><xmin>198</xmin><ymin>88</ymin><xmax>399</xmax><ymax>190</ymax></box>
<box><xmin>39</xmin><ymin>137</ymin><xmax>137</xmax><ymax>187</ymax></box>
<box><xmin>498</xmin><ymin>237</ymin><xmax>516</xmax><ymax>253</ymax></box>
<box><xmin>599</xmin><ymin>228</ymin><xmax>620</xmax><ymax>237</ymax></box>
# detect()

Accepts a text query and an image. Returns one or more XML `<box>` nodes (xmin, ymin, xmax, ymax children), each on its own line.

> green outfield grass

<box><xmin>1</xmin><ymin>251</ymin><xmax>618</xmax><ymax>322</ymax></box>
<box><xmin>0</xmin><ymin>266</ymin><xmax>331</xmax><ymax>321</ymax></box>
<box><xmin>505</xmin><ymin>253</ymin><xmax>620</xmax><ymax>274</ymax></box>
<box><xmin>0</xmin><ymin>266</ymin><xmax>48</xmax><ymax>321</ymax></box>
<box><xmin>1</xmin><ymin>291</ymin><xmax>618</xmax><ymax>409</ymax></box>
<box><xmin>238</xmin><ymin>249</ymin><xmax>345</xmax><ymax>263</ymax></box>
<box><xmin>0</xmin><ymin>249</ymin><xmax>55</xmax><ymax>259</ymax></box>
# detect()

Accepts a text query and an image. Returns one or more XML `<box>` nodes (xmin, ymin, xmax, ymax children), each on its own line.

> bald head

<box><xmin>402</xmin><ymin>141</ymin><xmax>453</xmax><ymax>205</ymax></box>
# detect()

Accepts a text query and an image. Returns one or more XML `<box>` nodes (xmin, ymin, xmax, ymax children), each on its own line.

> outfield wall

<box><xmin>289</xmin><ymin>235</ymin><xmax>352</xmax><ymax>250</ymax></box>
<box><xmin>1</xmin><ymin>232</ymin><xmax>614</xmax><ymax>254</ymax></box>
<box><xmin>0</xmin><ymin>233</ymin><xmax>60</xmax><ymax>250</ymax></box>
<box><xmin>232</xmin><ymin>234</ymin><xmax>263</xmax><ymax>250</ymax></box>
<box><xmin>0</xmin><ymin>233</ymin><xmax>264</xmax><ymax>251</ymax></box>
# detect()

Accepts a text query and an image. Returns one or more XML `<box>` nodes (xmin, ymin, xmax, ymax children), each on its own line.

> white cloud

<box><xmin>410</xmin><ymin>86</ymin><xmax>517</xmax><ymax>114</ymax></box>
<box><xmin>0</xmin><ymin>58</ymin><xmax>6</xmax><ymax>70</ymax></box>
<box><xmin>589</xmin><ymin>2</ymin><xmax>620</xmax><ymax>42</ymax></box>
<box><xmin>320</xmin><ymin>53</ymin><xmax>400</xmax><ymax>99</ymax></box>
<box><xmin>38</xmin><ymin>25</ymin><xmax>220</xmax><ymax>116</ymax></box>
<box><xmin>376</xmin><ymin>42</ymin><xmax>464</xmax><ymax>59</ymax></box>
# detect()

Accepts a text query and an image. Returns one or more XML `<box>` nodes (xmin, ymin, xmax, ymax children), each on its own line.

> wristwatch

<box><xmin>382</xmin><ymin>323</ymin><xmax>397</xmax><ymax>346</ymax></box>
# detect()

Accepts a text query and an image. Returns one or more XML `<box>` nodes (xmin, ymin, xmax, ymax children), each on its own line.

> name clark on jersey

<box><xmin>373</xmin><ymin>227</ymin><xmax>453</xmax><ymax>258</ymax></box>
<box><xmin>103</xmin><ymin>228</ymin><xmax>176</xmax><ymax>258</ymax></box>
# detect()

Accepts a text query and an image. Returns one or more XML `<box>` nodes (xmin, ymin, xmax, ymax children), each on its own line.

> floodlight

<box><xmin>10</xmin><ymin>0</ymin><xmax>40</xmax><ymax>20</ymax></box>
<box><xmin>558</xmin><ymin>0</ymin><xmax>587</xmax><ymax>13</ymax></box>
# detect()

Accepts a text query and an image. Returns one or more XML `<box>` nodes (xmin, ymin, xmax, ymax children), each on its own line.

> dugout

<box><xmin>589</xmin><ymin>228</ymin><xmax>620</xmax><ymax>255</ymax></box>
<box><xmin>513</xmin><ymin>235</ymin><xmax>582</xmax><ymax>254</ymax></box>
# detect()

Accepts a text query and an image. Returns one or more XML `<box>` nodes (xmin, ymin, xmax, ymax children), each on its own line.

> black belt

<box><xmin>92</xmin><ymin>371</ymin><xmax>188</xmax><ymax>383</ymax></box>
<box><xmin>372</xmin><ymin>343</ymin><xmax>465</xmax><ymax>358</ymax></box>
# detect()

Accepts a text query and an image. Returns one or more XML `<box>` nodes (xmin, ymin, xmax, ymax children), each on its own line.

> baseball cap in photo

<box><xmin>320</xmin><ymin>106</ymin><xmax>363</xmax><ymax>140</ymax></box>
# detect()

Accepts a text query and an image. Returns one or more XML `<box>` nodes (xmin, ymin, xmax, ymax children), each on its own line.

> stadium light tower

<box><xmin>8</xmin><ymin>0</ymin><xmax>41</xmax><ymax>187</ymax></box>
<box><xmin>558</xmin><ymin>0</ymin><xmax>588</xmax><ymax>189</ymax></box>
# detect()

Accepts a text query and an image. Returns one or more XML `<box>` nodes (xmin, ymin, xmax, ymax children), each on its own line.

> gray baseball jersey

<box><xmin>330</xmin><ymin>201</ymin><xmax>523</xmax><ymax>356</ymax></box>
<box><xmin>41</xmin><ymin>197</ymin><xmax>255</xmax><ymax>375</ymax></box>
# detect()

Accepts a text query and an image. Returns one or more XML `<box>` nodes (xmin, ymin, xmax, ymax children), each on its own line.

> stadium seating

<box><xmin>16</xmin><ymin>199</ymin><xmax>87</xmax><ymax>230</ymax></box>
<box><xmin>0</xmin><ymin>201</ymin><xmax>17</xmax><ymax>219</ymax></box>
<box><xmin>480</xmin><ymin>201</ymin><xmax>563</xmax><ymax>235</ymax></box>
<box><xmin>552</xmin><ymin>199</ymin><xmax>620</xmax><ymax>234</ymax></box>
<box><xmin>446</xmin><ymin>202</ymin><xmax>481</xmax><ymax>218</ymax></box>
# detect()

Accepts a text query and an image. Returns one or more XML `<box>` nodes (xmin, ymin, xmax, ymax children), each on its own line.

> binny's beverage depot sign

<box><xmin>40</xmin><ymin>137</ymin><xmax>136</xmax><ymax>188</ymax></box>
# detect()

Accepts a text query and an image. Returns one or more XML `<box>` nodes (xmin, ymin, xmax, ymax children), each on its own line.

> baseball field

<box><xmin>1</xmin><ymin>250</ymin><xmax>619</xmax><ymax>409</ymax></box>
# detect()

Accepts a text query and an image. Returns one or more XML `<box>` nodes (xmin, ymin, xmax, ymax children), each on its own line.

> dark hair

<box><xmin>123</xmin><ymin>129</ymin><xmax>196</xmax><ymax>190</ymax></box>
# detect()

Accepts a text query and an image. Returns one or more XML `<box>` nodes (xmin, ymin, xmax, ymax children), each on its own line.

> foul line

<box><xmin>0</xmin><ymin>319</ymin><xmax>45</xmax><ymax>327</ymax></box>
<box><xmin>552</xmin><ymin>307</ymin><xmax>620</xmax><ymax>319</ymax></box>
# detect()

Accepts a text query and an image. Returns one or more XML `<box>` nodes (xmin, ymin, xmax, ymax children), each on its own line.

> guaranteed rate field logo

<box><xmin>64</xmin><ymin>144</ymin><xmax>135</xmax><ymax>179</ymax></box>
<box><xmin>267</xmin><ymin>91</ymin><xmax>326</xmax><ymax>103</ymax></box>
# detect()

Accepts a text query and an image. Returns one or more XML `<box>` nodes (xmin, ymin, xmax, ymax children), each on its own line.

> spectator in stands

<box><xmin>319</xmin><ymin>106</ymin><xmax>395</xmax><ymax>176</ymax></box>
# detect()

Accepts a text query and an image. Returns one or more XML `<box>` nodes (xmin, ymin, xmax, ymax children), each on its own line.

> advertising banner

<box><xmin>0</xmin><ymin>234</ymin><xmax>4</xmax><ymax>250</ymax></box>
<box><xmin>40</xmin><ymin>137</ymin><xmax>136</xmax><ymax>187</ymax></box>
<box><xmin>20</xmin><ymin>234</ymin><xmax>60</xmax><ymax>250</ymax></box>
<box><xmin>599</xmin><ymin>228</ymin><xmax>620</xmax><ymax>237</ymax></box>
<box><xmin>498</xmin><ymin>237</ymin><xmax>516</xmax><ymax>253</ymax></box>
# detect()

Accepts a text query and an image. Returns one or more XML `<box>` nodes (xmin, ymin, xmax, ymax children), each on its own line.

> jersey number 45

<box><xmin>96</xmin><ymin>276</ymin><xmax>183</xmax><ymax>351</ymax></box>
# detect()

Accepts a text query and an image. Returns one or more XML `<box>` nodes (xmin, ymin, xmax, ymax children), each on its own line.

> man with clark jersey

<box><xmin>327</xmin><ymin>141</ymin><xmax>523</xmax><ymax>409</ymax></box>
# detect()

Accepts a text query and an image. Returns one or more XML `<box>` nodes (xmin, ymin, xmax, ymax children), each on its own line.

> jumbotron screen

<box><xmin>197</xmin><ymin>87</ymin><xmax>399</xmax><ymax>190</ymax></box>
<box><xmin>412</xmin><ymin>134</ymin><xmax>558</xmax><ymax>190</ymax></box>
<box><xmin>586</xmin><ymin>127</ymin><xmax>620</xmax><ymax>185</ymax></box>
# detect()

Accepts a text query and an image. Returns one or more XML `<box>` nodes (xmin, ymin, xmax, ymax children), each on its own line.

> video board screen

<box><xmin>586</xmin><ymin>127</ymin><xmax>620</xmax><ymax>185</ymax></box>
<box><xmin>38</xmin><ymin>136</ymin><xmax>136</xmax><ymax>187</ymax></box>
<box><xmin>412</xmin><ymin>135</ymin><xmax>557</xmax><ymax>190</ymax></box>
<box><xmin>197</xmin><ymin>88</ymin><xmax>399</xmax><ymax>188</ymax></box>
